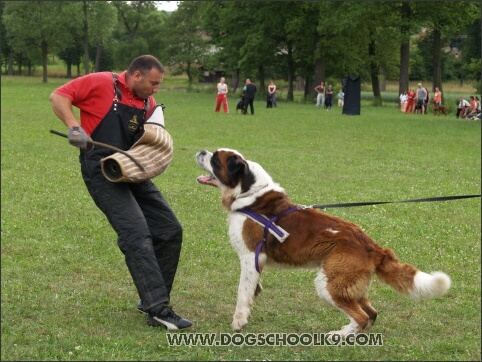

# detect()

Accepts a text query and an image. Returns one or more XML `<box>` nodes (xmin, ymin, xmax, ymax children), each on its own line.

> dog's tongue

<box><xmin>197</xmin><ymin>175</ymin><xmax>214</xmax><ymax>184</ymax></box>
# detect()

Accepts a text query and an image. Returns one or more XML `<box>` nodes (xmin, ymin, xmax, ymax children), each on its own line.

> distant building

<box><xmin>197</xmin><ymin>65</ymin><xmax>225</xmax><ymax>83</ymax></box>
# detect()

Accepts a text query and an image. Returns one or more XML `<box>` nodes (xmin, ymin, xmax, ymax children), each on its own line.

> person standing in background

<box><xmin>243</xmin><ymin>79</ymin><xmax>257</xmax><ymax>115</ymax></box>
<box><xmin>337</xmin><ymin>89</ymin><xmax>345</xmax><ymax>108</ymax></box>
<box><xmin>314</xmin><ymin>81</ymin><xmax>325</xmax><ymax>108</ymax></box>
<box><xmin>268</xmin><ymin>80</ymin><xmax>277</xmax><ymax>107</ymax></box>
<box><xmin>416</xmin><ymin>83</ymin><xmax>427</xmax><ymax>114</ymax></box>
<box><xmin>405</xmin><ymin>88</ymin><xmax>416</xmax><ymax>113</ymax></box>
<box><xmin>399</xmin><ymin>90</ymin><xmax>408</xmax><ymax>112</ymax></box>
<box><xmin>324</xmin><ymin>84</ymin><xmax>334</xmax><ymax>110</ymax></box>
<box><xmin>215</xmin><ymin>77</ymin><xmax>229</xmax><ymax>113</ymax></box>
<box><xmin>433</xmin><ymin>87</ymin><xmax>442</xmax><ymax>106</ymax></box>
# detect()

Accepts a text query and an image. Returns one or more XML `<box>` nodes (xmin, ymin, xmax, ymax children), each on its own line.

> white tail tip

<box><xmin>409</xmin><ymin>271</ymin><xmax>451</xmax><ymax>299</ymax></box>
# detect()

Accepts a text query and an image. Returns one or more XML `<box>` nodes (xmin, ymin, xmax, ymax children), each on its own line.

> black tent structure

<box><xmin>342</xmin><ymin>76</ymin><xmax>361</xmax><ymax>115</ymax></box>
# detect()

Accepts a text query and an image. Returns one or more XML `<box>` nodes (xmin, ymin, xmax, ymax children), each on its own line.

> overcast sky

<box><xmin>156</xmin><ymin>1</ymin><xmax>179</xmax><ymax>12</ymax></box>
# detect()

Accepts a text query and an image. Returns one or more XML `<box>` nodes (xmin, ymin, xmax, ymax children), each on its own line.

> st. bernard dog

<box><xmin>195</xmin><ymin>148</ymin><xmax>451</xmax><ymax>336</ymax></box>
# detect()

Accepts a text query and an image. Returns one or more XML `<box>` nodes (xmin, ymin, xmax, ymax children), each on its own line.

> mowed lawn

<box><xmin>1</xmin><ymin>76</ymin><xmax>480</xmax><ymax>361</ymax></box>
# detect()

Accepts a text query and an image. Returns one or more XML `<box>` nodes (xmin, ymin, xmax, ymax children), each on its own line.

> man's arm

<box><xmin>49</xmin><ymin>92</ymin><xmax>80</xmax><ymax>129</ymax></box>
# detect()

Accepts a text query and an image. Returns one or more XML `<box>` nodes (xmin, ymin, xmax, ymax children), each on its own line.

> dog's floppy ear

<box><xmin>227</xmin><ymin>154</ymin><xmax>246</xmax><ymax>178</ymax></box>
<box><xmin>227</xmin><ymin>154</ymin><xmax>256</xmax><ymax>192</ymax></box>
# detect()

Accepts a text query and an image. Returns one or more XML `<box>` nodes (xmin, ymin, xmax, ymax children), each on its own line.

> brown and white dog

<box><xmin>195</xmin><ymin>148</ymin><xmax>451</xmax><ymax>336</ymax></box>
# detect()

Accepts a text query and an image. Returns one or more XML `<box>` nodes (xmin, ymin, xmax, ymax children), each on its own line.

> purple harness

<box><xmin>236</xmin><ymin>206</ymin><xmax>299</xmax><ymax>273</ymax></box>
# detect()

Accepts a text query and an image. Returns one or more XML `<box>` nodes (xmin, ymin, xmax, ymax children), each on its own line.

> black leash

<box><xmin>310</xmin><ymin>194</ymin><xmax>481</xmax><ymax>210</ymax></box>
<box><xmin>50</xmin><ymin>129</ymin><xmax>145</xmax><ymax>172</ymax></box>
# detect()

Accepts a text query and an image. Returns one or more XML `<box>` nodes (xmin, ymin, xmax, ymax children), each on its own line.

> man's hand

<box><xmin>67</xmin><ymin>126</ymin><xmax>88</xmax><ymax>148</ymax></box>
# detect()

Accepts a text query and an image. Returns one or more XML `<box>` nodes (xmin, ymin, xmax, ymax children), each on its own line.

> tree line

<box><xmin>1</xmin><ymin>1</ymin><xmax>481</xmax><ymax>104</ymax></box>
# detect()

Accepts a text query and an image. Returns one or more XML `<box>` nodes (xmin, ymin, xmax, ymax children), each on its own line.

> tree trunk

<box><xmin>432</xmin><ymin>28</ymin><xmax>443</xmax><ymax>96</ymax></box>
<box><xmin>313</xmin><ymin>56</ymin><xmax>325</xmax><ymax>95</ymax></box>
<box><xmin>95</xmin><ymin>40</ymin><xmax>103</xmax><ymax>72</ymax></box>
<box><xmin>41</xmin><ymin>40</ymin><xmax>48</xmax><ymax>83</ymax></box>
<box><xmin>82</xmin><ymin>1</ymin><xmax>90</xmax><ymax>75</ymax></box>
<box><xmin>258</xmin><ymin>64</ymin><xmax>265</xmax><ymax>99</ymax></box>
<box><xmin>232</xmin><ymin>68</ymin><xmax>240</xmax><ymax>94</ymax></box>
<box><xmin>304</xmin><ymin>78</ymin><xmax>312</xmax><ymax>101</ymax></box>
<box><xmin>186</xmin><ymin>61</ymin><xmax>193</xmax><ymax>87</ymax></box>
<box><xmin>399</xmin><ymin>2</ymin><xmax>411</xmax><ymax>100</ymax></box>
<box><xmin>286</xmin><ymin>42</ymin><xmax>294</xmax><ymax>102</ymax></box>
<box><xmin>7</xmin><ymin>52</ymin><xmax>14</xmax><ymax>75</ymax></box>
<box><xmin>66</xmin><ymin>62</ymin><xmax>72</xmax><ymax>78</ymax></box>
<box><xmin>369</xmin><ymin>37</ymin><xmax>382</xmax><ymax>106</ymax></box>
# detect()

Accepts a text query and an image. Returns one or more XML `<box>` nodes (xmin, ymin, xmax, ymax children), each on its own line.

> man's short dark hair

<box><xmin>128</xmin><ymin>55</ymin><xmax>164</xmax><ymax>75</ymax></box>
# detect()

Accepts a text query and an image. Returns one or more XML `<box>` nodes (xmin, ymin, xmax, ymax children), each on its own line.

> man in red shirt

<box><xmin>49</xmin><ymin>55</ymin><xmax>191</xmax><ymax>330</ymax></box>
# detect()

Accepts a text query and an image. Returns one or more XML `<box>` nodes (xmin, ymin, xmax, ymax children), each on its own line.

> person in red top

<box><xmin>433</xmin><ymin>87</ymin><xmax>442</xmax><ymax>106</ymax></box>
<box><xmin>405</xmin><ymin>88</ymin><xmax>416</xmax><ymax>114</ymax></box>
<box><xmin>49</xmin><ymin>55</ymin><xmax>191</xmax><ymax>330</ymax></box>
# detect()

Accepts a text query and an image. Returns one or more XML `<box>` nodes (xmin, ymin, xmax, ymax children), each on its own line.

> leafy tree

<box><xmin>2</xmin><ymin>0</ymin><xmax>479</xmax><ymax>98</ymax></box>
<box><xmin>161</xmin><ymin>1</ymin><xmax>209</xmax><ymax>86</ymax></box>
<box><xmin>200</xmin><ymin>1</ymin><xmax>258</xmax><ymax>92</ymax></box>
<box><xmin>411</xmin><ymin>1</ymin><xmax>479</xmax><ymax>95</ymax></box>
<box><xmin>0</xmin><ymin>1</ymin><xmax>14</xmax><ymax>75</ymax></box>
<box><xmin>398</xmin><ymin>2</ymin><xmax>415</xmax><ymax>98</ymax></box>
<box><xmin>111</xmin><ymin>1</ymin><xmax>166</xmax><ymax>70</ymax></box>
<box><xmin>2</xmin><ymin>1</ymin><xmax>78</xmax><ymax>82</ymax></box>
<box><xmin>326</xmin><ymin>2</ymin><xmax>401</xmax><ymax>106</ymax></box>
<box><xmin>460</xmin><ymin>15</ymin><xmax>481</xmax><ymax>92</ymax></box>
<box><xmin>75</xmin><ymin>1</ymin><xmax>118</xmax><ymax>74</ymax></box>
<box><xmin>58</xmin><ymin>41</ymin><xmax>84</xmax><ymax>78</ymax></box>
<box><xmin>255</xmin><ymin>1</ymin><xmax>303</xmax><ymax>101</ymax></box>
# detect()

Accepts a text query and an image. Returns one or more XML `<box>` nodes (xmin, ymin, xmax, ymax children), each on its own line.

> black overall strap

<box><xmin>112</xmin><ymin>72</ymin><xmax>149</xmax><ymax>117</ymax></box>
<box><xmin>112</xmin><ymin>72</ymin><xmax>122</xmax><ymax>101</ymax></box>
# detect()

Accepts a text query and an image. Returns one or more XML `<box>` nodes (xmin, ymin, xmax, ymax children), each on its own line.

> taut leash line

<box><xmin>310</xmin><ymin>194</ymin><xmax>481</xmax><ymax>210</ymax></box>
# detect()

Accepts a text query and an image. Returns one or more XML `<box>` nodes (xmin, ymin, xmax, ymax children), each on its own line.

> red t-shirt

<box><xmin>54</xmin><ymin>71</ymin><xmax>157</xmax><ymax>135</ymax></box>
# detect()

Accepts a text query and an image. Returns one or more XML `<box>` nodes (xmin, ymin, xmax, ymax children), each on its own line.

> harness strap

<box><xmin>235</xmin><ymin>206</ymin><xmax>298</xmax><ymax>273</ymax></box>
<box><xmin>236</xmin><ymin>208</ymin><xmax>290</xmax><ymax>241</ymax></box>
<box><xmin>254</xmin><ymin>241</ymin><xmax>265</xmax><ymax>274</ymax></box>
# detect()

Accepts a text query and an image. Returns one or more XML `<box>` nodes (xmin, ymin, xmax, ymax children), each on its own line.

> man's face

<box><xmin>132</xmin><ymin>68</ymin><xmax>164</xmax><ymax>99</ymax></box>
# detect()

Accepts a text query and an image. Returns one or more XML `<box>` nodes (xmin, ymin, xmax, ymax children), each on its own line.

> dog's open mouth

<box><xmin>196</xmin><ymin>174</ymin><xmax>219</xmax><ymax>187</ymax></box>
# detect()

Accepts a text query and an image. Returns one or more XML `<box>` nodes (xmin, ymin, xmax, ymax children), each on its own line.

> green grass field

<box><xmin>1</xmin><ymin>75</ymin><xmax>480</xmax><ymax>361</ymax></box>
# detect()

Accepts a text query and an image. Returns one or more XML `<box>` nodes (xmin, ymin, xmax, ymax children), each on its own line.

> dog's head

<box><xmin>196</xmin><ymin>148</ymin><xmax>284</xmax><ymax>210</ymax></box>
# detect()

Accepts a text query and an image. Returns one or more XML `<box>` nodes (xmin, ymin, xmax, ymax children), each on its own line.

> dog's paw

<box><xmin>232</xmin><ymin>313</ymin><xmax>248</xmax><ymax>331</ymax></box>
<box><xmin>324</xmin><ymin>331</ymin><xmax>346</xmax><ymax>345</ymax></box>
<box><xmin>327</xmin><ymin>322</ymin><xmax>361</xmax><ymax>338</ymax></box>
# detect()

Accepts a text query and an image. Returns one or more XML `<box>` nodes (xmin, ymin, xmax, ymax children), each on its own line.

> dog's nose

<box><xmin>196</xmin><ymin>150</ymin><xmax>207</xmax><ymax>160</ymax></box>
<box><xmin>196</xmin><ymin>150</ymin><xmax>211</xmax><ymax>163</ymax></box>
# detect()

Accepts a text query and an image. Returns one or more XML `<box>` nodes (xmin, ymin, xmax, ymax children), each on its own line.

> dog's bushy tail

<box><xmin>375</xmin><ymin>248</ymin><xmax>451</xmax><ymax>299</ymax></box>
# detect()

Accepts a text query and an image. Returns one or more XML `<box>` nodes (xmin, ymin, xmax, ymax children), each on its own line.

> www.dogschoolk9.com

<box><xmin>166</xmin><ymin>332</ymin><xmax>383</xmax><ymax>347</ymax></box>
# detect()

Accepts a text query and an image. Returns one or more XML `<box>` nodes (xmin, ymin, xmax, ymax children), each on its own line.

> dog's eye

<box><xmin>211</xmin><ymin>155</ymin><xmax>220</xmax><ymax>166</ymax></box>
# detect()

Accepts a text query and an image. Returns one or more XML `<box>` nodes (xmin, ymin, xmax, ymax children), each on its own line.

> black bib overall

<box><xmin>79</xmin><ymin>74</ymin><xmax>182</xmax><ymax>313</ymax></box>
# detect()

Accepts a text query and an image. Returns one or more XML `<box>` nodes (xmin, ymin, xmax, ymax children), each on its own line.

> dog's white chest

<box><xmin>227</xmin><ymin>213</ymin><xmax>252</xmax><ymax>254</ymax></box>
